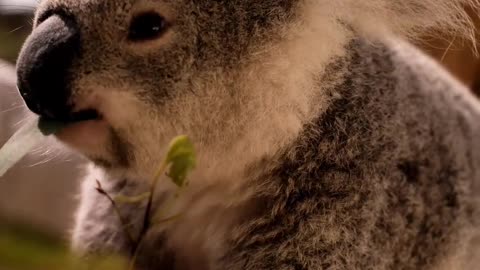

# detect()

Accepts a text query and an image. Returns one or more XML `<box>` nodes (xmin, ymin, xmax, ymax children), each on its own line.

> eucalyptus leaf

<box><xmin>165</xmin><ymin>135</ymin><xmax>196</xmax><ymax>187</ymax></box>
<box><xmin>0</xmin><ymin>117</ymin><xmax>66</xmax><ymax>178</ymax></box>
<box><xmin>37</xmin><ymin>117</ymin><xmax>68</xmax><ymax>136</ymax></box>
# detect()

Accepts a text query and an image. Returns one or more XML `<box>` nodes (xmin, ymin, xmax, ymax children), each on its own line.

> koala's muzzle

<box><xmin>16</xmin><ymin>13</ymin><xmax>91</xmax><ymax>121</ymax></box>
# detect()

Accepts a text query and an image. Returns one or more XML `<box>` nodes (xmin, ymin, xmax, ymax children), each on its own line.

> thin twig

<box><xmin>128</xmin><ymin>235</ymin><xmax>146</xmax><ymax>270</ymax></box>
<box><xmin>140</xmin><ymin>162</ymin><xmax>168</xmax><ymax>241</ymax></box>
<box><xmin>128</xmin><ymin>161</ymin><xmax>169</xmax><ymax>267</ymax></box>
<box><xmin>151</xmin><ymin>186</ymin><xmax>186</xmax><ymax>223</ymax></box>
<box><xmin>153</xmin><ymin>213</ymin><xmax>184</xmax><ymax>227</ymax></box>
<box><xmin>95</xmin><ymin>180</ymin><xmax>135</xmax><ymax>248</ymax></box>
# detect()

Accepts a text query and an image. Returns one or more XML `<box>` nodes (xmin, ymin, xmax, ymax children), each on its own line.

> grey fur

<box><xmin>73</xmin><ymin>38</ymin><xmax>480</xmax><ymax>270</ymax></box>
<box><xmin>18</xmin><ymin>0</ymin><xmax>480</xmax><ymax>269</ymax></box>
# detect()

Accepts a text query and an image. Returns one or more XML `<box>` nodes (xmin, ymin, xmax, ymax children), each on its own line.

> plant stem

<box><xmin>95</xmin><ymin>180</ymin><xmax>135</xmax><ymax>248</ymax></box>
<box><xmin>141</xmin><ymin>162</ymin><xmax>168</xmax><ymax>238</ymax></box>
<box><xmin>129</xmin><ymin>161</ymin><xmax>169</xmax><ymax>267</ymax></box>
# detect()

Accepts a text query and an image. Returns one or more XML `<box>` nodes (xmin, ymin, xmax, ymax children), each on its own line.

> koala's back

<box><xmin>72</xmin><ymin>37</ymin><xmax>480</xmax><ymax>270</ymax></box>
<box><xmin>219</xmin><ymin>38</ymin><xmax>480</xmax><ymax>270</ymax></box>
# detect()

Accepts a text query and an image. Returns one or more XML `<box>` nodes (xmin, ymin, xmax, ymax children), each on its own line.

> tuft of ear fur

<box><xmin>316</xmin><ymin>0</ymin><xmax>479</xmax><ymax>44</ymax></box>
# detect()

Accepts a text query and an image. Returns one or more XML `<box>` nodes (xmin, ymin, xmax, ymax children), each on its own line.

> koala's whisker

<box><xmin>7</xmin><ymin>25</ymin><xmax>24</xmax><ymax>34</ymax></box>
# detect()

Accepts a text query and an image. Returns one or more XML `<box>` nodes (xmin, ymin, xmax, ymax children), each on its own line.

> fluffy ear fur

<box><xmin>317</xmin><ymin>0</ymin><xmax>479</xmax><ymax>42</ymax></box>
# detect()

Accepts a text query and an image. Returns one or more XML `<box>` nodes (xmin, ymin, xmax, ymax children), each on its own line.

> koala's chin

<box><xmin>53</xmin><ymin>116</ymin><xmax>133</xmax><ymax>172</ymax></box>
<box><xmin>55</xmin><ymin>118</ymin><xmax>106</xmax><ymax>147</ymax></box>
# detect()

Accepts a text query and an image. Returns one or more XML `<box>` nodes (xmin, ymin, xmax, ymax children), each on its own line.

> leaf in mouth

<box><xmin>0</xmin><ymin>117</ymin><xmax>66</xmax><ymax>178</ymax></box>
<box><xmin>37</xmin><ymin>117</ymin><xmax>68</xmax><ymax>136</ymax></box>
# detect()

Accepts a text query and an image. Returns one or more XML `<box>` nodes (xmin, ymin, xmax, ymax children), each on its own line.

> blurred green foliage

<box><xmin>0</xmin><ymin>218</ymin><xmax>129</xmax><ymax>270</ymax></box>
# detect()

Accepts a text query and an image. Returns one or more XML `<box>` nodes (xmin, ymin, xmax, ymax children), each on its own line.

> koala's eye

<box><xmin>128</xmin><ymin>12</ymin><xmax>168</xmax><ymax>42</ymax></box>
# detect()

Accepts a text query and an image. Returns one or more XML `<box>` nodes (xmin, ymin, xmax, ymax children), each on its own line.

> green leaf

<box><xmin>37</xmin><ymin>117</ymin><xmax>67</xmax><ymax>136</ymax></box>
<box><xmin>165</xmin><ymin>135</ymin><xmax>196</xmax><ymax>187</ymax></box>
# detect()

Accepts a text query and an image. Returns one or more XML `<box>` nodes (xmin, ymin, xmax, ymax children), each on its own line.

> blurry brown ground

<box><xmin>0</xmin><ymin>6</ymin><xmax>480</xmax><ymax>265</ymax></box>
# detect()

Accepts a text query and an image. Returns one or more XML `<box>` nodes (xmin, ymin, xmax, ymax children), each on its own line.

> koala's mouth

<box><xmin>66</xmin><ymin>109</ymin><xmax>102</xmax><ymax>123</ymax></box>
<box><xmin>52</xmin><ymin>107</ymin><xmax>111</xmax><ymax>156</ymax></box>
<box><xmin>40</xmin><ymin>108</ymin><xmax>103</xmax><ymax>127</ymax></box>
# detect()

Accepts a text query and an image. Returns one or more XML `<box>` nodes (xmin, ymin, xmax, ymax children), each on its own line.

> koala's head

<box><xmin>16</xmin><ymin>0</ymin><xmax>326</xmax><ymax>181</ymax></box>
<box><xmin>16</xmin><ymin>0</ymin><xmax>477</xmax><ymax>181</ymax></box>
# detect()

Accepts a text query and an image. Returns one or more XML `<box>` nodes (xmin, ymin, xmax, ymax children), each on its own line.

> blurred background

<box><xmin>0</xmin><ymin>0</ymin><xmax>479</xmax><ymax>267</ymax></box>
<box><xmin>0</xmin><ymin>0</ymin><xmax>84</xmax><ymax>242</ymax></box>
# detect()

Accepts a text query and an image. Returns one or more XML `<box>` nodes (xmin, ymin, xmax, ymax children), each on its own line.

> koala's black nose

<box><xmin>16</xmin><ymin>13</ymin><xmax>80</xmax><ymax>120</ymax></box>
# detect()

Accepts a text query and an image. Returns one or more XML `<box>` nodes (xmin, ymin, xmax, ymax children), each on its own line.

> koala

<box><xmin>14</xmin><ymin>0</ymin><xmax>480</xmax><ymax>269</ymax></box>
